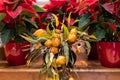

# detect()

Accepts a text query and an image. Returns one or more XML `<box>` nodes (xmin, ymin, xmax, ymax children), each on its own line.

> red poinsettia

<box><xmin>43</xmin><ymin>1</ymin><xmax>66</xmax><ymax>12</ymax></box>
<box><xmin>1</xmin><ymin>0</ymin><xmax>37</xmax><ymax>18</ymax></box>
<box><xmin>0</xmin><ymin>0</ymin><xmax>38</xmax><ymax>27</ymax></box>
<box><xmin>0</xmin><ymin>0</ymin><xmax>44</xmax><ymax>45</ymax></box>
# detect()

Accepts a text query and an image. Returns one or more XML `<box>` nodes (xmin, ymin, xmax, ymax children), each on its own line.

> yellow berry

<box><xmin>70</xmin><ymin>28</ymin><xmax>77</xmax><ymax>35</ymax></box>
<box><xmin>55</xmin><ymin>29</ymin><xmax>61</xmax><ymax>34</ymax></box>
<box><xmin>56</xmin><ymin>56</ymin><xmax>66</xmax><ymax>65</ymax></box>
<box><xmin>33</xmin><ymin>44</ymin><xmax>40</xmax><ymax>50</ymax></box>
<box><xmin>51</xmin><ymin>47</ymin><xmax>58</xmax><ymax>54</ymax></box>
<box><xmin>76</xmin><ymin>46</ymin><xmax>81</xmax><ymax>54</ymax></box>
<box><xmin>79</xmin><ymin>60</ymin><xmax>88</xmax><ymax>67</ymax></box>
<box><xmin>48</xmin><ymin>77</ymin><xmax>53</xmax><ymax>80</ymax></box>
<box><xmin>69</xmin><ymin>77</ymin><xmax>75</xmax><ymax>80</ymax></box>
<box><xmin>44</xmin><ymin>40</ymin><xmax>52</xmax><ymax>47</ymax></box>
<box><xmin>52</xmin><ymin>37</ymin><xmax>61</xmax><ymax>47</ymax></box>
<box><xmin>67</xmin><ymin>34</ymin><xmax>77</xmax><ymax>43</ymax></box>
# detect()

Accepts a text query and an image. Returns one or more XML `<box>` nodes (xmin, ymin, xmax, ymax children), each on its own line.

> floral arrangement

<box><xmin>89</xmin><ymin>0</ymin><xmax>120</xmax><ymax>41</ymax></box>
<box><xmin>0</xmin><ymin>0</ymin><xmax>44</xmax><ymax>45</ymax></box>
<box><xmin>21</xmin><ymin>0</ymin><xmax>97</xmax><ymax>80</ymax></box>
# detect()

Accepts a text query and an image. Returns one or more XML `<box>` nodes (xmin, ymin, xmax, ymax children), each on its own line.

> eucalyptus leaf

<box><xmin>85</xmin><ymin>41</ymin><xmax>91</xmax><ymax>56</ymax></box>
<box><xmin>20</xmin><ymin>35</ymin><xmax>39</xmax><ymax>43</ymax></box>
<box><xmin>51</xmin><ymin>67</ymin><xmax>57</xmax><ymax>75</ymax></box>
<box><xmin>62</xmin><ymin>23</ymin><xmax>69</xmax><ymax>39</ymax></box>
<box><xmin>45</xmin><ymin>53</ymin><xmax>53</xmax><ymax>69</ymax></box>
<box><xmin>69</xmin><ymin>50</ymin><xmax>76</xmax><ymax>66</ymax></box>
<box><xmin>45</xmin><ymin>53</ymin><xmax>49</xmax><ymax>64</ymax></box>
<box><xmin>46</xmin><ymin>24</ymin><xmax>52</xmax><ymax>35</ymax></box>
<box><xmin>62</xmin><ymin>41</ymin><xmax>69</xmax><ymax>65</ymax></box>
<box><xmin>40</xmin><ymin>66</ymin><xmax>48</xmax><ymax>74</ymax></box>
<box><xmin>20</xmin><ymin>35</ymin><xmax>48</xmax><ymax>43</ymax></box>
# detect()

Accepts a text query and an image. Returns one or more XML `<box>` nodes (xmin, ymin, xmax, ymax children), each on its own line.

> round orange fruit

<box><xmin>76</xmin><ymin>46</ymin><xmax>81</xmax><ymax>54</ymax></box>
<box><xmin>56</xmin><ymin>56</ymin><xmax>66</xmax><ymax>65</ymax></box>
<box><xmin>44</xmin><ymin>39</ymin><xmax>52</xmax><ymax>47</ymax></box>
<box><xmin>33</xmin><ymin>44</ymin><xmax>41</xmax><ymax>50</ymax></box>
<box><xmin>67</xmin><ymin>34</ymin><xmax>77</xmax><ymax>43</ymax></box>
<box><xmin>69</xmin><ymin>77</ymin><xmax>75</xmax><ymax>80</ymax></box>
<box><xmin>70</xmin><ymin>28</ymin><xmax>78</xmax><ymax>35</ymax></box>
<box><xmin>52</xmin><ymin>37</ymin><xmax>61</xmax><ymax>47</ymax></box>
<box><xmin>51</xmin><ymin>47</ymin><xmax>58</xmax><ymax>54</ymax></box>
<box><xmin>48</xmin><ymin>77</ymin><xmax>53</xmax><ymax>80</ymax></box>
<box><xmin>55</xmin><ymin>29</ymin><xmax>61</xmax><ymax>34</ymax></box>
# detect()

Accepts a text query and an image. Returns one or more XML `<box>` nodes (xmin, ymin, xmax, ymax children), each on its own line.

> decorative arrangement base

<box><xmin>97</xmin><ymin>42</ymin><xmax>120</xmax><ymax>68</ymax></box>
<box><xmin>4</xmin><ymin>41</ymin><xmax>30</xmax><ymax>66</ymax></box>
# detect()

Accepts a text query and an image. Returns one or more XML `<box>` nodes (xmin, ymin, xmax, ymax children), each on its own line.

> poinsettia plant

<box><xmin>0</xmin><ymin>0</ymin><xmax>45</xmax><ymax>45</ymax></box>
<box><xmin>89</xmin><ymin>0</ymin><xmax>120</xmax><ymax>41</ymax></box>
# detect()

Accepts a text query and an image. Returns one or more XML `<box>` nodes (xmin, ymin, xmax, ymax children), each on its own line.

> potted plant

<box><xmin>0</xmin><ymin>0</ymin><xmax>44</xmax><ymax>66</ymax></box>
<box><xmin>21</xmin><ymin>0</ymin><xmax>97</xmax><ymax>79</ymax></box>
<box><xmin>90</xmin><ymin>0</ymin><xmax>120</xmax><ymax>67</ymax></box>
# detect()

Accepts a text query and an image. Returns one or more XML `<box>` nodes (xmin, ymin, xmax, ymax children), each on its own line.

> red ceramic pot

<box><xmin>88</xmin><ymin>42</ymin><xmax>98</xmax><ymax>60</ymax></box>
<box><xmin>4</xmin><ymin>41</ymin><xmax>30</xmax><ymax>66</ymax></box>
<box><xmin>97</xmin><ymin>42</ymin><xmax>120</xmax><ymax>68</ymax></box>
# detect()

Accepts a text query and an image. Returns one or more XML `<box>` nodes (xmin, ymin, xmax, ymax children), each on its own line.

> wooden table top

<box><xmin>0</xmin><ymin>60</ymin><xmax>120</xmax><ymax>73</ymax></box>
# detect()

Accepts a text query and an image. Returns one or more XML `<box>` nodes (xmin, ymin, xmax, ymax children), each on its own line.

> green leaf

<box><xmin>85</xmin><ymin>41</ymin><xmax>91</xmax><ymax>56</ymax></box>
<box><xmin>51</xmin><ymin>29</ymin><xmax>56</xmax><ymax>37</ymax></box>
<box><xmin>33</xmin><ymin>5</ymin><xmax>46</xmax><ymax>12</ymax></box>
<box><xmin>116</xmin><ymin>24</ymin><xmax>120</xmax><ymax>28</ymax></box>
<box><xmin>22</xmin><ymin>10</ymin><xmax>37</xmax><ymax>17</ymax></box>
<box><xmin>40</xmin><ymin>66</ymin><xmax>48</xmax><ymax>74</ymax></box>
<box><xmin>46</xmin><ymin>24</ymin><xmax>52</xmax><ymax>35</ymax></box>
<box><xmin>0</xmin><ymin>13</ymin><xmax>6</xmax><ymax>21</ymax></box>
<box><xmin>62</xmin><ymin>41</ymin><xmax>69</xmax><ymax>65</ymax></box>
<box><xmin>78</xmin><ymin>13</ymin><xmax>91</xmax><ymax>28</ymax></box>
<box><xmin>23</xmin><ymin>17</ymin><xmax>38</xmax><ymax>28</ymax></box>
<box><xmin>95</xmin><ymin>29</ymin><xmax>106</xmax><ymax>41</ymax></box>
<box><xmin>69</xmin><ymin>50</ymin><xmax>76</xmax><ymax>66</ymax></box>
<box><xmin>20</xmin><ymin>35</ymin><xmax>48</xmax><ymax>43</ymax></box>
<box><xmin>107</xmin><ymin>19</ymin><xmax>115</xmax><ymax>23</ymax></box>
<box><xmin>62</xmin><ymin>23</ymin><xmax>69</xmax><ymax>39</ymax></box>
<box><xmin>1</xmin><ymin>29</ymin><xmax>14</xmax><ymax>45</ymax></box>
<box><xmin>45</xmin><ymin>53</ymin><xmax>53</xmax><ymax>69</ymax></box>
<box><xmin>45</xmin><ymin>53</ymin><xmax>49</xmax><ymax>64</ymax></box>
<box><xmin>16</xmin><ymin>25</ymin><xmax>26</xmax><ymax>35</ymax></box>
<box><xmin>0</xmin><ymin>22</ymin><xmax>5</xmax><ymax>31</ymax></box>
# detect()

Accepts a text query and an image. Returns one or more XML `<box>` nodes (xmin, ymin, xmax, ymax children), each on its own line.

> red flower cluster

<box><xmin>44</xmin><ymin>0</ymin><xmax>98</xmax><ymax>15</ymax></box>
<box><xmin>0</xmin><ymin>0</ymin><xmax>37</xmax><ymax>24</ymax></box>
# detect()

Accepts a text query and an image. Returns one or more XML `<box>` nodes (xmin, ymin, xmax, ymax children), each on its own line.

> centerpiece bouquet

<box><xmin>21</xmin><ymin>0</ymin><xmax>98</xmax><ymax>79</ymax></box>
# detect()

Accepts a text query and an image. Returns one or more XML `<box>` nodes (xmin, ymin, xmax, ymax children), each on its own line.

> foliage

<box><xmin>0</xmin><ymin>0</ymin><xmax>45</xmax><ymax>45</ymax></box>
<box><xmin>89</xmin><ymin>0</ymin><xmax>120</xmax><ymax>41</ymax></box>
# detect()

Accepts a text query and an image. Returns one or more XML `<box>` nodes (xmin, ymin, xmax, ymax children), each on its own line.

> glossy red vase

<box><xmin>97</xmin><ymin>42</ymin><xmax>120</xmax><ymax>67</ymax></box>
<box><xmin>4</xmin><ymin>41</ymin><xmax>30</xmax><ymax>66</ymax></box>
